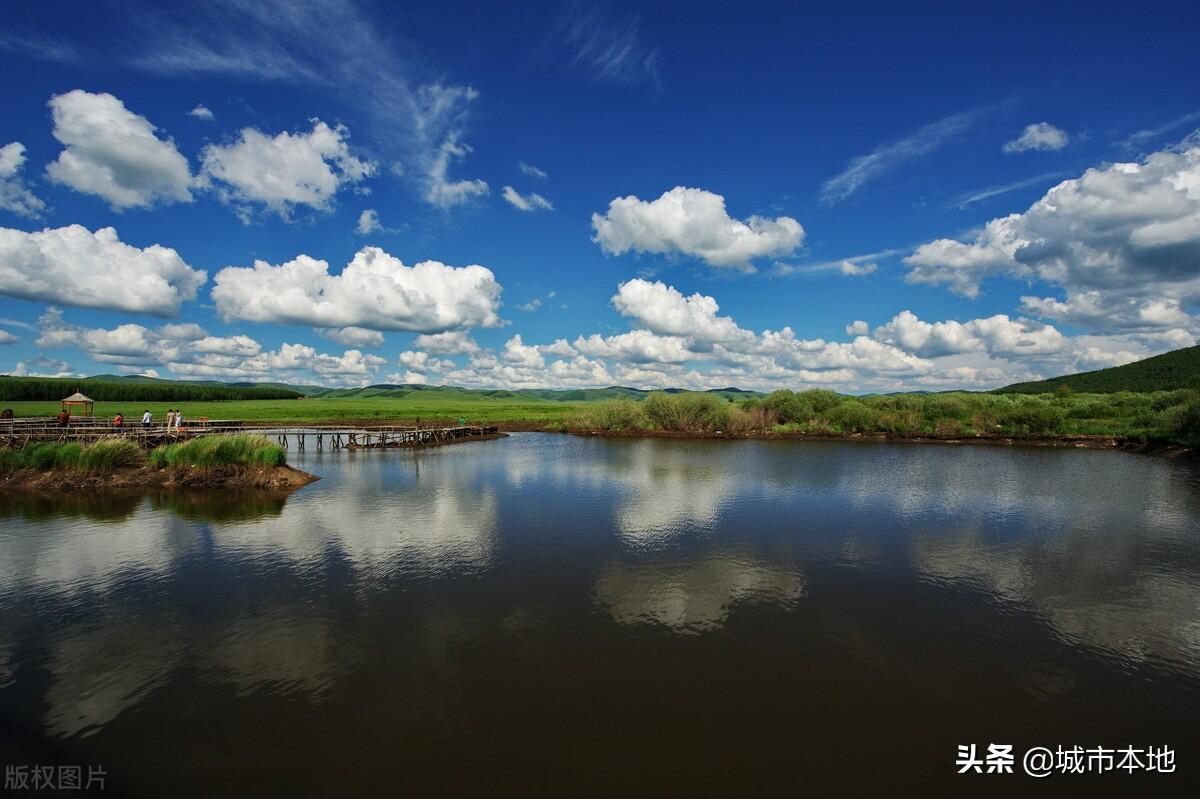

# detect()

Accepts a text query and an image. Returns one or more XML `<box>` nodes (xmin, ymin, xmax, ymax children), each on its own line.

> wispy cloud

<box><xmin>502</xmin><ymin>185</ymin><xmax>554</xmax><ymax>212</ymax></box>
<box><xmin>820</xmin><ymin>110</ymin><xmax>982</xmax><ymax>204</ymax></box>
<box><xmin>518</xmin><ymin>161</ymin><xmax>548</xmax><ymax>179</ymax></box>
<box><xmin>951</xmin><ymin>171</ymin><xmax>1066</xmax><ymax>209</ymax></box>
<box><xmin>1121</xmin><ymin>109</ymin><xmax>1200</xmax><ymax>150</ymax></box>
<box><xmin>0</xmin><ymin>30</ymin><xmax>81</xmax><ymax>63</ymax></box>
<box><xmin>773</xmin><ymin>248</ymin><xmax>903</xmax><ymax>277</ymax></box>
<box><xmin>518</xmin><ymin>291</ymin><xmax>557</xmax><ymax>312</ymax></box>
<box><xmin>125</xmin><ymin>0</ymin><xmax>485</xmax><ymax>207</ymax></box>
<box><xmin>557</xmin><ymin>1</ymin><xmax>660</xmax><ymax>87</ymax></box>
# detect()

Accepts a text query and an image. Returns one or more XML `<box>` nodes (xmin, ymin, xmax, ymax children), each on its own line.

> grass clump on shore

<box><xmin>148</xmin><ymin>435</ymin><xmax>286</xmax><ymax>469</ymax></box>
<box><xmin>567</xmin><ymin>388</ymin><xmax>1200</xmax><ymax>443</ymax></box>
<box><xmin>0</xmin><ymin>439</ymin><xmax>142</xmax><ymax>473</ymax></box>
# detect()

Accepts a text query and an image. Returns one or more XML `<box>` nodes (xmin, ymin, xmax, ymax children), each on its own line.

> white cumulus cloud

<box><xmin>212</xmin><ymin>246</ymin><xmax>503</xmax><ymax>333</ymax></box>
<box><xmin>611</xmin><ymin>279</ymin><xmax>753</xmax><ymax>346</ymax></box>
<box><xmin>356</xmin><ymin>209</ymin><xmax>383</xmax><ymax>234</ymax></box>
<box><xmin>318</xmin><ymin>326</ymin><xmax>386</xmax><ymax>348</ymax></box>
<box><xmin>200</xmin><ymin>120</ymin><xmax>376</xmax><ymax>219</ymax></box>
<box><xmin>0</xmin><ymin>142</ymin><xmax>46</xmax><ymax>218</ymax></box>
<box><xmin>905</xmin><ymin>136</ymin><xmax>1200</xmax><ymax>335</ymax></box>
<box><xmin>45</xmin><ymin>90</ymin><xmax>193</xmax><ymax>209</ymax></box>
<box><xmin>188</xmin><ymin>104</ymin><xmax>214</xmax><ymax>120</ymax></box>
<box><xmin>592</xmin><ymin>187</ymin><xmax>804</xmax><ymax>270</ymax></box>
<box><xmin>0</xmin><ymin>225</ymin><xmax>206</xmax><ymax>316</ymax></box>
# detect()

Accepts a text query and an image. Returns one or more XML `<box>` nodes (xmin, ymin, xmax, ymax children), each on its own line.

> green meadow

<box><xmin>0</xmin><ymin>395</ymin><xmax>588</xmax><ymax>425</ymax></box>
<box><xmin>3</xmin><ymin>388</ymin><xmax>1198</xmax><ymax>444</ymax></box>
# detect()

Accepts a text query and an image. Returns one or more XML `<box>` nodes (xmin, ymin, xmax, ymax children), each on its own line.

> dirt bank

<box><xmin>0</xmin><ymin>464</ymin><xmax>319</xmax><ymax>492</ymax></box>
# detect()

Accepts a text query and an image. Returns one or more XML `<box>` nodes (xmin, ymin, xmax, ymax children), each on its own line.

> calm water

<box><xmin>2</xmin><ymin>433</ymin><xmax>1199</xmax><ymax>794</ymax></box>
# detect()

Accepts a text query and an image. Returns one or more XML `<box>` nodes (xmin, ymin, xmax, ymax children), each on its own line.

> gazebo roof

<box><xmin>62</xmin><ymin>392</ymin><xmax>93</xmax><ymax>403</ymax></box>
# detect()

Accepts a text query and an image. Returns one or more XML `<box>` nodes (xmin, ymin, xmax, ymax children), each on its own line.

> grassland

<box><xmin>0</xmin><ymin>395</ymin><xmax>588</xmax><ymax>425</ymax></box>
<box><xmin>3</xmin><ymin>387</ymin><xmax>1199</xmax><ymax>448</ymax></box>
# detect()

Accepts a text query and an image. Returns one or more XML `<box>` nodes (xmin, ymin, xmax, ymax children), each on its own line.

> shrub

<box><xmin>1169</xmin><ymin>401</ymin><xmax>1200</xmax><ymax>442</ymax></box>
<box><xmin>757</xmin><ymin>389</ymin><xmax>846</xmax><ymax>425</ymax></box>
<box><xmin>642</xmin><ymin>393</ymin><xmax>731</xmax><ymax>432</ymax></box>
<box><xmin>583</xmin><ymin>400</ymin><xmax>645</xmax><ymax>431</ymax></box>
<box><xmin>829</xmin><ymin>400</ymin><xmax>878</xmax><ymax>433</ymax></box>
<box><xmin>1003</xmin><ymin>401</ymin><xmax>1065</xmax><ymax>435</ymax></box>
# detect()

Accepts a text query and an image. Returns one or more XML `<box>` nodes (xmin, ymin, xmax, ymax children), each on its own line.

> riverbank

<box><xmin>0</xmin><ymin>434</ymin><xmax>319</xmax><ymax>493</ymax></box>
<box><xmin>0</xmin><ymin>463</ymin><xmax>319</xmax><ymax>491</ymax></box>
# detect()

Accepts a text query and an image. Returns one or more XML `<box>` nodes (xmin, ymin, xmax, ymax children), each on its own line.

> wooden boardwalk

<box><xmin>0</xmin><ymin>418</ymin><xmax>501</xmax><ymax>451</ymax></box>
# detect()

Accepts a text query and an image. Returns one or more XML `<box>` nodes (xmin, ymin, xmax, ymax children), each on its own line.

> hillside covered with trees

<box><xmin>998</xmin><ymin>346</ymin><xmax>1200</xmax><ymax>394</ymax></box>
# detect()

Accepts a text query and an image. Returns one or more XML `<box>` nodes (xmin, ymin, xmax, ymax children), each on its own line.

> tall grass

<box><xmin>0</xmin><ymin>434</ymin><xmax>286</xmax><ymax>475</ymax></box>
<box><xmin>565</xmin><ymin>388</ymin><xmax>1200</xmax><ymax>443</ymax></box>
<box><xmin>0</xmin><ymin>438</ymin><xmax>142</xmax><ymax>473</ymax></box>
<box><xmin>148</xmin><ymin>435</ymin><xmax>286</xmax><ymax>469</ymax></box>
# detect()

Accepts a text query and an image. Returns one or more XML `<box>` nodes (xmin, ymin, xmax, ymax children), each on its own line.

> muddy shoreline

<box><xmin>0</xmin><ymin>464</ymin><xmax>320</xmax><ymax>492</ymax></box>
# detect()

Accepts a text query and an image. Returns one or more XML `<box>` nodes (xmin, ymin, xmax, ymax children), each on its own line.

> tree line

<box><xmin>0</xmin><ymin>377</ymin><xmax>303</xmax><ymax>402</ymax></box>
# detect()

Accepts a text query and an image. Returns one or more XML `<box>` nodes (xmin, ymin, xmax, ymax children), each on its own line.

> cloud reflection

<box><xmin>593</xmin><ymin>551</ymin><xmax>806</xmax><ymax>634</ymax></box>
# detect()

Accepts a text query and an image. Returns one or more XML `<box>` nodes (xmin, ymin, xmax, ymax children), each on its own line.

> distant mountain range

<box><xmin>998</xmin><ymin>345</ymin><xmax>1200</xmax><ymax>394</ymax></box>
<box><xmin>0</xmin><ymin>374</ymin><xmax>763</xmax><ymax>403</ymax></box>
<box><xmin>7</xmin><ymin>344</ymin><xmax>1197</xmax><ymax>400</ymax></box>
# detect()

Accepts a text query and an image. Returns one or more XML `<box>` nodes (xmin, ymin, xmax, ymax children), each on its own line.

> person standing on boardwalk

<box><xmin>142</xmin><ymin>409</ymin><xmax>152</xmax><ymax>429</ymax></box>
<box><xmin>113</xmin><ymin>413</ymin><xmax>123</xmax><ymax>430</ymax></box>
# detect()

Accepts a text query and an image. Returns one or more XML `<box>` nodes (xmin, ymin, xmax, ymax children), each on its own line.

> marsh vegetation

<box><xmin>0</xmin><ymin>434</ymin><xmax>287</xmax><ymax>475</ymax></box>
<box><xmin>568</xmin><ymin>388</ymin><xmax>1200</xmax><ymax>444</ymax></box>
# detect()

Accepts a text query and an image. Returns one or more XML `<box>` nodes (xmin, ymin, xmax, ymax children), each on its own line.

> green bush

<box><xmin>1169</xmin><ymin>401</ymin><xmax>1200</xmax><ymax>442</ymax></box>
<box><xmin>1002</xmin><ymin>401</ymin><xmax>1065</xmax><ymax>435</ymax></box>
<box><xmin>582</xmin><ymin>399</ymin><xmax>646</xmax><ymax>431</ymax></box>
<box><xmin>642</xmin><ymin>393</ymin><xmax>731</xmax><ymax>432</ymax></box>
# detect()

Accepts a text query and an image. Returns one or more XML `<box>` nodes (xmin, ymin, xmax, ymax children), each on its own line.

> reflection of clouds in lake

<box><xmin>836</xmin><ymin>445</ymin><xmax>1199</xmax><ymax>534</ymax></box>
<box><xmin>593</xmin><ymin>551</ymin><xmax>806</xmax><ymax>634</ymax></box>
<box><xmin>213</xmin><ymin>455</ymin><xmax>498</xmax><ymax>576</ymax></box>
<box><xmin>911</xmin><ymin>524</ymin><xmax>1200</xmax><ymax>671</ymax></box>
<box><xmin>35</xmin><ymin>604</ymin><xmax>354</xmax><ymax>739</ymax></box>
<box><xmin>502</xmin><ymin>436</ymin><xmax>749</xmax><ymax>545</ymax></box>
<box><xmin>200</xmin><ymin>606</ymin><xmax>347</xmax><ymax>700</ymax></box>
<box><xmin>0</xmin><ymin>510</ymin><xmax>199</xmax><ymax>597</ymax></box>
<box><xmin>41</xmin><ymin>615</ymin><xmax>188</xmax><ymax>738</ymax></box>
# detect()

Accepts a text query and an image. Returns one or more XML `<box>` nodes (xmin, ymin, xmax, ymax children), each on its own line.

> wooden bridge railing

<box><xmin>0</xmin><ymin>417</ymin><xmax>500</xmax><ymax>451</ymax></box>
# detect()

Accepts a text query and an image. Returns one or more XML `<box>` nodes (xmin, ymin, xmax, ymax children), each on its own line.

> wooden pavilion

<box><xmin>60</xmin><ymin>391</ymin><xmax>94</xmax><ymax>416</ymax></box>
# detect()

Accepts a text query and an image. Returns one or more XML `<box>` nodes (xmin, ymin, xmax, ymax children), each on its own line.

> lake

<box><xmin>2</xmin><ymin>433</ymin><xmax>1199</xmax><ymax>794</ymax></box>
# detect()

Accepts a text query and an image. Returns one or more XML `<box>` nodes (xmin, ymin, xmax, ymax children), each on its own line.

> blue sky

<box><xmin>1</xmin><ymin>0</ymin><xmax>1198</xmax><ymax>391</ymax></box>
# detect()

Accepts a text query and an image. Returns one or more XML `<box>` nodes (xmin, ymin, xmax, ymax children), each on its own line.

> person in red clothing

<box><xmin>56</xmin><ymin>409</ymin><xmax>70</xmax><ymax>427</ymax></box>
<box><xmin>113</xmin><ymin>413</ymin><xmax>124</xmax><ymax>430</ymax></box>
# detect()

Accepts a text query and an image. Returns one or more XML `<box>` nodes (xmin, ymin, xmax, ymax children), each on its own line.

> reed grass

<box><xmin>147</xmin><ymin>434</ymin><xmax>286</xmax><ymax>469</ymax></box>
<box><xmin>0</xmin><ymin>434</ymin><xmax>285</xmax><ymax>474</ymax></box>
<box><xmin>0</xmin><ymin>438</ymin><xmax>142</xmax><ymax>473</ymax></box>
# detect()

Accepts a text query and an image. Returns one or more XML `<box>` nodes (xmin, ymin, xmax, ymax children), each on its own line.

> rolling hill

<box><xmin>998</xmin><ymin>345</ymin><xmax>1200</xmax><ymax>394</ymax></box>
<box><xmin>0</xmin><ymin>374</ymin><xmax>764</xmax><ymax>403</ymax></box>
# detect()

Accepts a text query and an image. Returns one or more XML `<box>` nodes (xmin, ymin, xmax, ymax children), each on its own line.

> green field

<box><xmin>1</xmin><ymin>396</ymin><xmax>588</xmax><ymax>425</ymax></box>
<box><xmin>5</xmin><ymin>386</ymin><xmax>1199</xmax><ymax>444</ymax></box>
